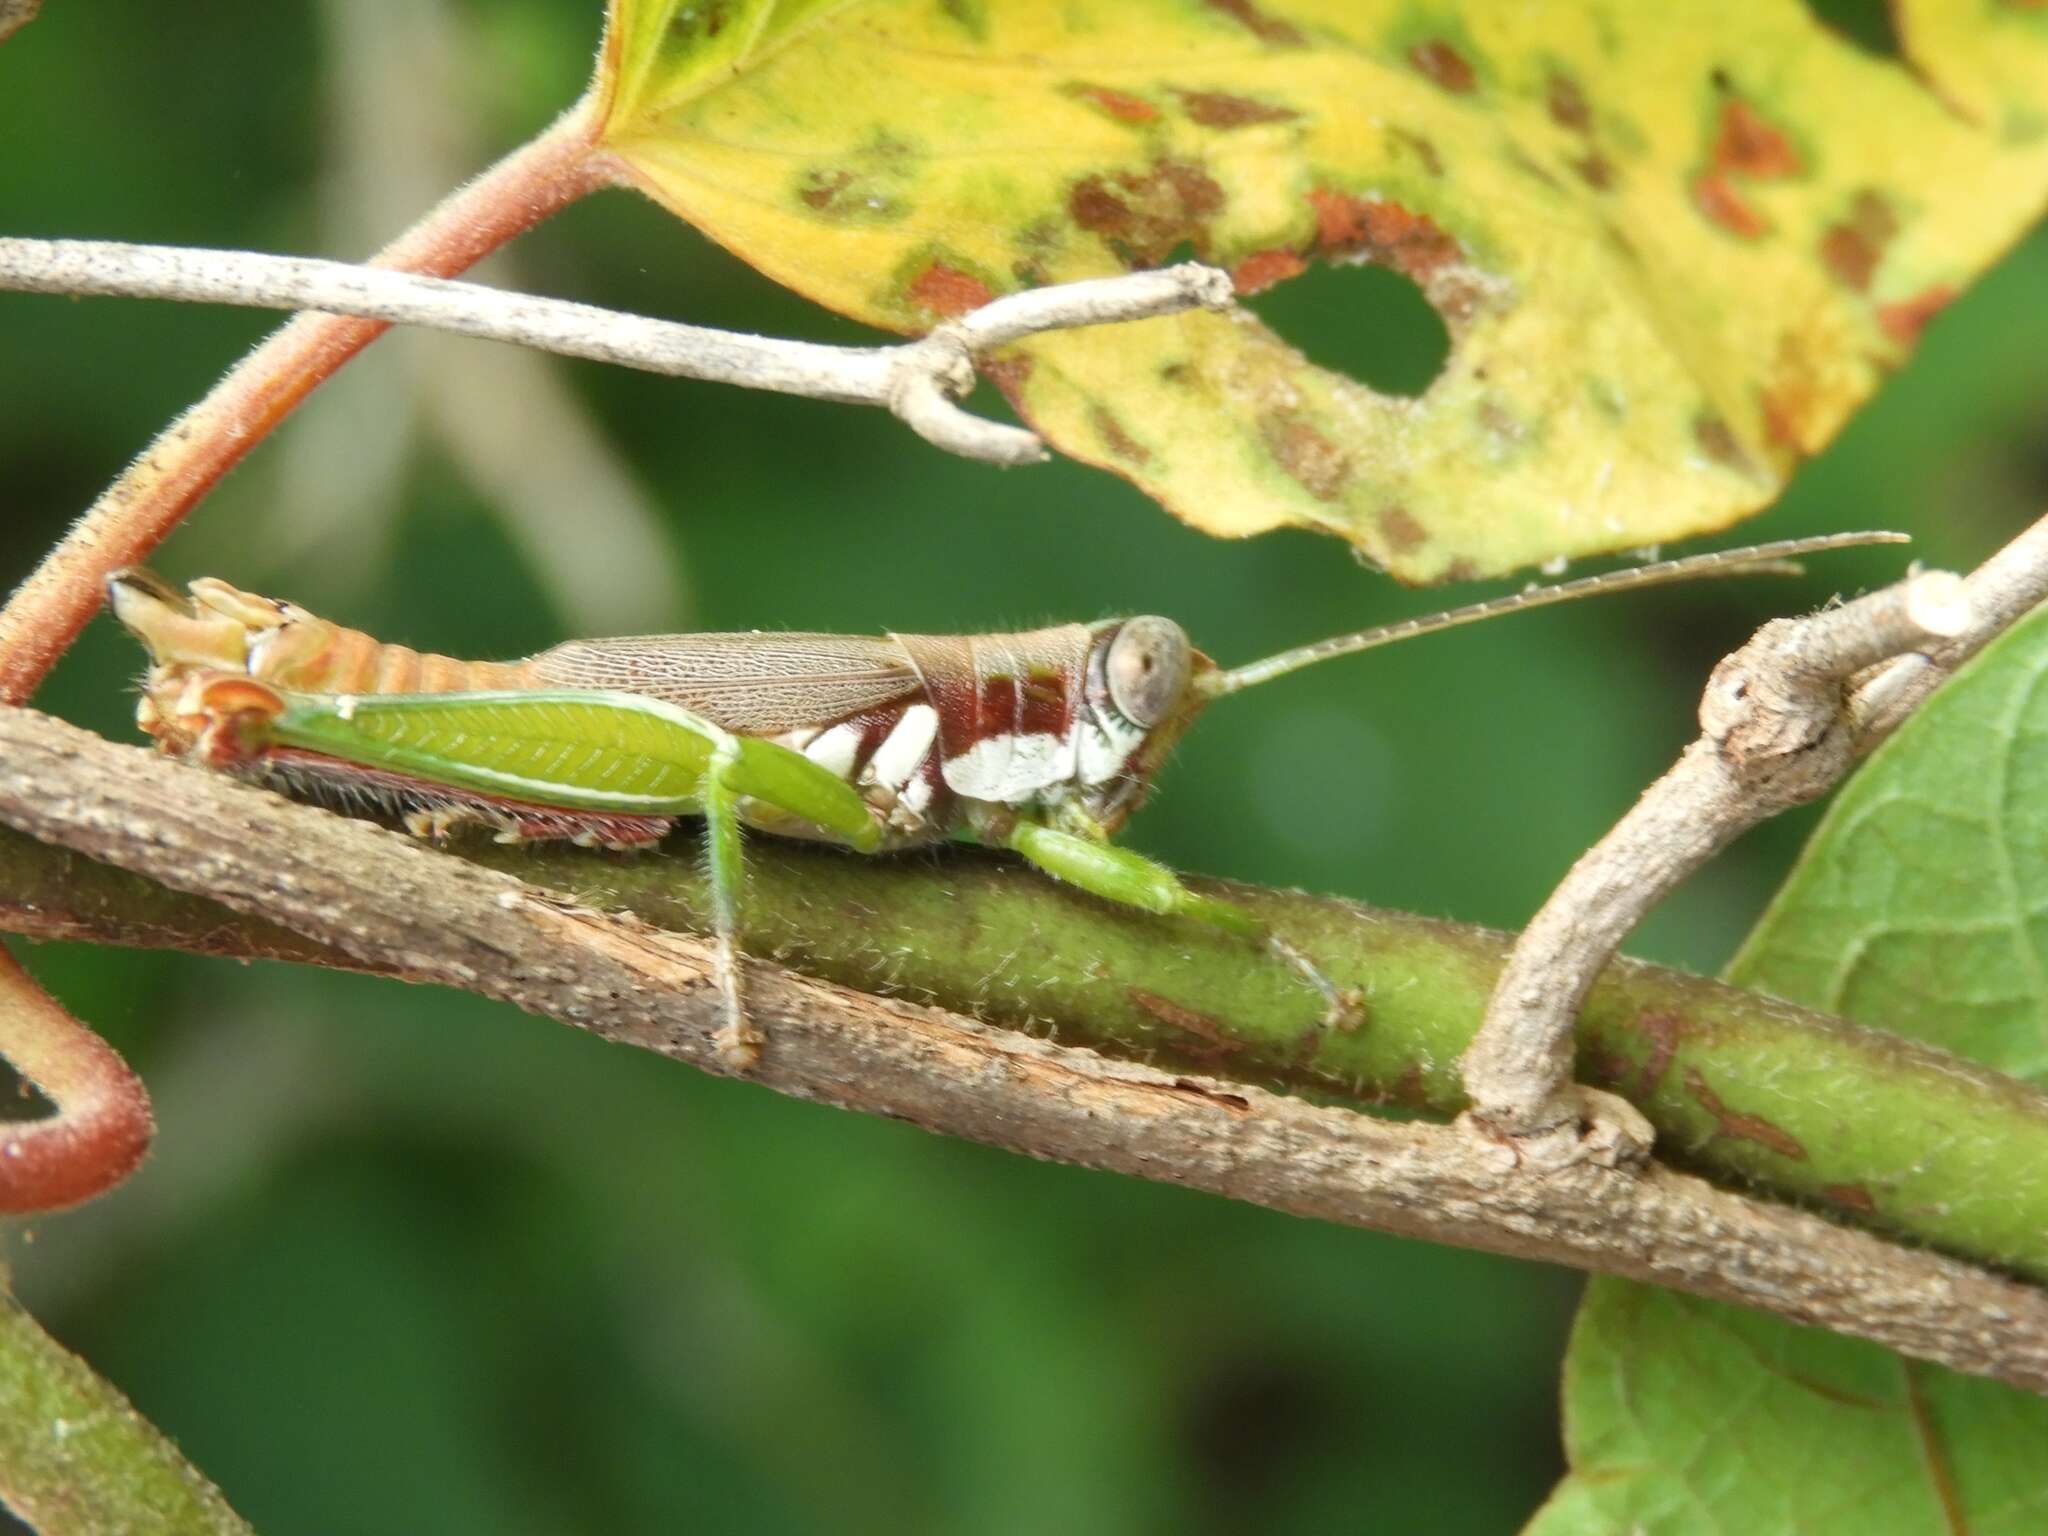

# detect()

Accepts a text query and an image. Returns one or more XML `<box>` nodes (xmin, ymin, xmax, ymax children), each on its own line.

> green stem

<box><xmin>5</xmin><ymin>822</ymin><xmax>2045</xmax><ymax>1283</ymax></box>
<box><xmin>0</xmin><ymin>1278</ymin><xmax>249</xmax><ymax>1534</ymax></box>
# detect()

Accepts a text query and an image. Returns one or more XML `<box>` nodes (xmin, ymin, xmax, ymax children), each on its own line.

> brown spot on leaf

<box><xmin>1307</xmin><ymin>188</ymin><xmax>1460</xmax><ymax>280</ymax></box>
<box><xmin>980</xmin><ymin>354</ymin><xmax>1034</xmax><ymax>403</ymax></box>
<box><xmin>1692</xmin><ymin>171</ymin><xmax>1768</xmax><ymax>238</ymax></box>
<box><xmin>1175</xmin><ymin>89</ymin><xmax>1300</xmax><ymax>128</ymax></box>
<box><xmin>1476</xmin><ymin>399</ymin><xmax>1524</xmax><ymax>445</ymax></box>
<box><xmin>1202</xmin><ymin>0</ymin><xmax>1303</xmax><ymax>46</ymax></box>
<box><xmin>1877</xmin><ymin>284</ymin><xmax>1956</xmax><ymax>346</ymax></box>
<box><xmin>1070</xmin><ymin>178</ymin><xmax>1133</xmax><ymax>236</ymax></box>
<box><xmin>1230</xmin><ymin>247</ymin><xmax>1307</xmax><ymax>294</ymax></box>
<box><xmin>1571</xmin><ymin>153</ymin><xmax>1615</xmax><ymax>191</ymax></box>
<box><xmin>798</xmin><ymin>169</ymin><xmax>854</xmax><ymax>210</ymax></box>
<box><xmin>1408</xmin><ymin>39</ymin><xmax>1476</xmax><ymax>94</ymax></box>
<box><xmin>1505</xmin><ymin>145</ymin><xmax>1565</xmax><ymax>191</ymax></box>
<box><xmin>1547</xmin><ymin>72</ymin><xmax>1591</xmax><ymax>132</ymax></box>
<box><xmin>1128</xmin><ymin>987</ymin><xmax>1246</xmax><ymax>1061</ymax></box>
<box><xmin>1069</xmin><ymin>158</ymin><xmax>1227</xmax><ymax>265</ymax></box>
<box><xmin>1819</xmin><ymin>191</ymin><xmax>1898</xmax><ymax>291</ymax></box>
<box><xmin>1091</xmin><ymin>405</ymin><xmax>1151</xmax><ymax>464</ymax></box>
<box><xmin>1376</xmin><ymin>504</ymin><xmax>1427</xmax><ymax>552</ymax></box>
<box><xmin>906</xmin><ymin>262</ymin><xmax>994</xmax><ymax>317</ymax></box>
<box><xmin>1389</xmin><ymin>127</ymin><xmax>1444</xmax><ymax>177</ymax></box>
<box><xmin>1685</xmin><ymin>1067</ymin><xmax>1808</xmax><ymax>1159</ymax></box>
<box><xmin>1822</xmin><ymin>1182</ymin><xmax>1878</xmax><ymax>1214</ymax></box>
<box><xmin>1261</xmin><ymin>411</ymin><xmax>1352</xmax><ymax>500</ymax></box>
<box><xmin>1065</xmin><ymin>82</ymin><xmax>1157</xmax><ymax>123</ymax></box>
<box><xmin>669</xmin><ymin>0</ymin><xmax>731</xmax><ymax>40</ymax></box>
<box><xmin>1693</xmin><ymin>414</ymin><xmax>1755</xmax><ymax>475</ymax></box>
<box><xmin>1712</xmin><ymin>99</ymin><xmax>1802</xmax><ymax>179</ymax></box>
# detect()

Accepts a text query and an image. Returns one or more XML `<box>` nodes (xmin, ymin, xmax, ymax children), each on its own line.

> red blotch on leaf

<box><xmin>1692</xmin><ymin>172</ymin><xmax>1768</xmax><ymax>238</ymax></box>
<box><xmin>907</xmin><ymin>263</ymin><xmax>995</xmax><ymax>317</ymax></box>
<box><xmin>1231</xmin><ymin>248</ymin><xmax>1307</xmax><ymax>294</ymax></box>
<box><xmin>1877</xmin><ymin>284</ymin><xmax>1956</xmax><ymax>346</ymax></box>
<box><xmin>1759</xmin><ymin>385</ymin><xmax>1807</xmax><ymax>450</ymax></box>
<box><xmin>1712</xmin><ymin>99</ymin><xmax>1801</xmax><ymax>179</ymax></box>
<box><xmin>1067</xmin><ymin>83</ymin><xmax>1157</xmax><ymax>123</ymax></box>
<box><xmin>1307</xmin><ymin>188</ymin><xmax>1459</xmax><ymax>279</ymax></box>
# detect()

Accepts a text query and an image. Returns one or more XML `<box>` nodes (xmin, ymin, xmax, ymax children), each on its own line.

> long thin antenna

<box><xmin>1200</xmin><ymin>532</ymin><xmax>1910</xmax><ymax>698</ymax></box>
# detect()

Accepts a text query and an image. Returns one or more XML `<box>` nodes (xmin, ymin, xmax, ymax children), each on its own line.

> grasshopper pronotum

<box><xmin>108</xmin><ymin>533</ymin><xmax>1897</xmax><ymax>1066</ymax></box>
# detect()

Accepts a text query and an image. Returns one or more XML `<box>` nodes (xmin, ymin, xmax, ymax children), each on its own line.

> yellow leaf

<box><xmin>595</xmin><ymin>0</ymin><xmax>2048</xmax><ymax>582</ymax></box>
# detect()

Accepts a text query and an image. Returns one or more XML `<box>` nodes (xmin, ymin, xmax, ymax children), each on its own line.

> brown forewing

<box><xmin>527</xmin><ymin>633</ymin><xmax>926</xmax><ymax>735</ymax></box>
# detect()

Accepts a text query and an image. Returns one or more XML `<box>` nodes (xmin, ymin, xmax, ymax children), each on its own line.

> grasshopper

<box><xmin>106</xmin><ymin>533</ymin><xmax>1895</xmax><ymax>1067</ymax></box>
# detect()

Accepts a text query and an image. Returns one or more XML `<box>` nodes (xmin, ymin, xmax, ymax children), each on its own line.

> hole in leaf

<box><xmin>1240</xmin><ymin>260</ymin><xmax>1452</xmax><ymax>397</ymax></box>
<box><xmin>1801</xmin><ymin>0</ymin><xmax>1901</xmax><ymax>58</ymax></box>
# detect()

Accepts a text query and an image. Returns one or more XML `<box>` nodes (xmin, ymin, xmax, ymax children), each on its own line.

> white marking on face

<box><xmin>944</xmin><ymin>730</ymin><xmax>1073</xmax><ymax>801</ymax></box>
<box><xmin>803</xmin><ymin>723</ymin><xmax>864</xmax><ymax>780</ymax></box>
<box><xmin>865</xmin><ymin>704</ymin><xmax>938</xmax><ymax>792</ymax></box>
<box><xmin>1077</xmin><ymin>712</ymin><xmax>1145</xmax><ymax>785</ymax></box>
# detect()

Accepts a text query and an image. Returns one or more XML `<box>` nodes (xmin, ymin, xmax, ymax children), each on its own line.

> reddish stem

<box><xmin>0</xmin><ymin>90</ymin><xmax>622</xmax><ymax>1212</ymax></box>
<box><xmin>0</xmin><ymin>949</ymin><xmax>153</xmax><ymax>1211</ymax></box>
<box><xmin>0</xmin><ymin>92</ymin><xmax>617</xmax><ymax>706</ymax></box>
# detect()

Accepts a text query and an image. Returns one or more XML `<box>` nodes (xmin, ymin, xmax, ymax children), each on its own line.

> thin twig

<box><xmin>1</xmin><ymin>706</ymin><xmax>2045</xmax><ymax>1397</ymax></box>
<box><xmin>1462</xmin><ymin>523</ymin><xmax>2037</xmax><ymax>1148</ymax></box>
<box><xmin>0</xmin><ymin>236</ymin><xmax>1231</xmax><ymax>466</ymax></box>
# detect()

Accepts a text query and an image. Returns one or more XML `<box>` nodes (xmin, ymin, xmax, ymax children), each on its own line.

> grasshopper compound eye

<box><xmin>1104</xmin><ymin>616</ymin><xmax>1191</xmax><ymax>728</ymax></box>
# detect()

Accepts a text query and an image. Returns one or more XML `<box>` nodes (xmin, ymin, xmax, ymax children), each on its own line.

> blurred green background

<box><xmin>1</xmin><ymin>3</ymin><xmax>2043</xmax><ymax>1532</ymax></box>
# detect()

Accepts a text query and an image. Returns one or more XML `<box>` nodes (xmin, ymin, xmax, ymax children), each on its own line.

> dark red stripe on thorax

<box><xmin>891</xmin><ymin>625</ymin><xmax>1092</xmax><ymax>766</ymax></box>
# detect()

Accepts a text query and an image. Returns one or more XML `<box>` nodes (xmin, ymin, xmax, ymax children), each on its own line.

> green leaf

<box><xmin>1729</xmin><ymin>603</ymin><xmax>2048</xmax><ymax>1082</ymax></box>
<box><xmin>593</xmin><ymin>0</ymin><xmax>2048</xmax><ymax>581</ymax></box>
<box><xmin>0</xmin><ymin>1285</ymin><xmax>250</xmax><ymax>1534</ymax></box>
<box><xmin>1528</xmin><ymin>1282</ymin><xmax>2044</xmax><ymax>1536</ymax></box>
<box><xmin>1535</xmin><ymin>608</ymin><xmax>2048</xmax><ymax>1532</ymax></box>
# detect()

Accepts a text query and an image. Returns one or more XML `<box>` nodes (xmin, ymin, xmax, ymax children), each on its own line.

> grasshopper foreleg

<box><xmin>997</xmin><ymin>821</ymin><xmax>1360</xmax><ymax>1028</ymax></box>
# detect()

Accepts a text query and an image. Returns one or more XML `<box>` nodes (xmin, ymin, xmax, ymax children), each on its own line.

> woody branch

<box><xmin>0</xmin><ymin>236</ymin><xmax>1231</xmax><ymax>466</ymax></box>
<box><xmin>0</xmin><ymin>705</ymin><xmax>2045</xmax><ymax>1396</ymax></box>
<box><xmin>1462</xmin><ymin>512</ymin><xmax>2048</xmax><ymax>1150</ymax></box>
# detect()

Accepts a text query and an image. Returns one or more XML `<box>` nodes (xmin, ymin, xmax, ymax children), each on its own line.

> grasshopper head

<box><xmin>1078</xmin><ymin>616</ymin><xmax>1218</xmax><ymax>836</ymax></box>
